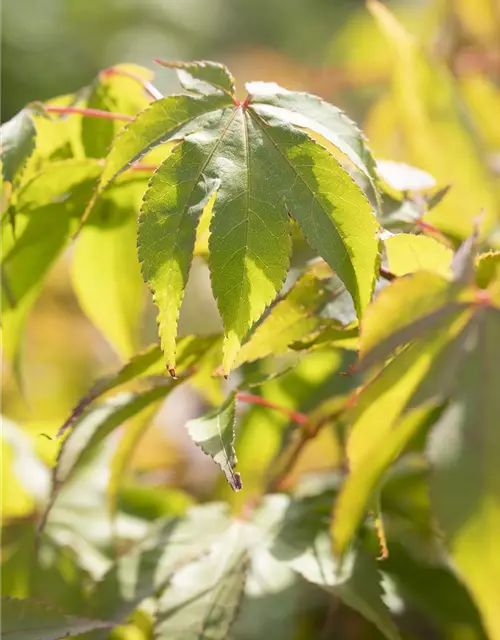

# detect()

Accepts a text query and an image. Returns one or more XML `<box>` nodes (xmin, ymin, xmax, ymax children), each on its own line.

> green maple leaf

<box><xmin>97</xmin><ymin>60</ymin><xmax>380</xmax><ymax>374</ymax></box>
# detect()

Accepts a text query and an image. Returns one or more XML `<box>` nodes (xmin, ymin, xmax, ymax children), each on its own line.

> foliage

<box><xmin>1</xmin><ymin>1</ymin><xmax>500</xmax><ymax>639</ymax></box>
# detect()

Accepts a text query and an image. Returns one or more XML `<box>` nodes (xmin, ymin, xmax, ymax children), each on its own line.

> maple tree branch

<box><xmin>101</xmin><ymin>66</ymin><xmax>164</xmax><ymax>101</ymax></box>
<box><xmin>44</xmin><ymin>105</ymin><xmax>134</xmax><ymax>121</ymax></box>
<box><xmin>236</xmin><ymin>392</ymin><xmax>308</xmax><ymax>425</ymax></box>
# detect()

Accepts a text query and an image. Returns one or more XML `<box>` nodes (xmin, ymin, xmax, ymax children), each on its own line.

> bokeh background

<box><xmin>1</xmin><ymin>5</ymin><xmax>500</xmax><ymax>634</ymax></box>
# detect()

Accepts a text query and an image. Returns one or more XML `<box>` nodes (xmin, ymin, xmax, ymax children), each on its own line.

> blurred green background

<box><xmin>2</xmin><ymin>0</ymin><xmax>500</xmax><ymax>637</ymax></box>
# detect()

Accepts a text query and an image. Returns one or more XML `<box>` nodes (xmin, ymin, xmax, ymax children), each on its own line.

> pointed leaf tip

<box><xmin>185</xmin><ymin>394</ymin><xmax>241</xmax><ymax>490</ymax></box>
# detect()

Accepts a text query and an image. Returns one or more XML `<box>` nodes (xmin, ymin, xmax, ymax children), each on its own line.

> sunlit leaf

<box><xmin>82</xmin><ymin>64</ymin><xmax>153</xmax><ymax>159</ymax></box>
<box><xmin>476</xmin><ymin>251</ymin><xmax>500</xmax><ymax>289</ymax></box>
<box><xmin>186</xmin><ymin>393</ymin><xmax>241</xmax><ymax>491</ymax></box>
<box><xmin>56</xmin><ymin>334</ymin><xmax>220</xmax><ymax>439</ymax></box>
<box><xmin>100</xmin><ymin>64</ymin><xmax>380</xmax><ymax>373</ymax></box>
<box><xmin>376</xmin><ymin>160</ymin><xmax>436</xmax><ymax>192</ymax></box>
<box><xmin>384</xmin><ymin>234</ymin><xmax>452</xmax><ymax>279</ymax></box>
<box><xmin>368</xmin><ymin>0</ymin><xmax>499</xmax><ymax>239</ymax></box>
<box><xmin>1</xmin><ymin>160</ymin><xmax>101</xmax><ymax>369</ymax></box>
<box><xmin>233</xmin><ymin>262</ymin><xmax>333</xmax><ymax>368</ymax></box>
<box><xmin>72</xmin><ymin>175</ymin><xmax>147</xmax><ymax>359</ymax></box>
<box><xmin>0</xmin><ymin>597</ymin><xmax>115</xmax><ymax>640</ymax></box>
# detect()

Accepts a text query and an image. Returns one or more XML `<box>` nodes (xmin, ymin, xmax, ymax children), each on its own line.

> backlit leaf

<box><xmin>1</xmin><ymin>160</ymin><xmax>101</xmax><ymax>369</ymax></box>
<box><xmin>384</xmin><ymin>234</ymin><xmax>452</xmax><ymax>279</ymax></box>
<box><xmin>233</xmin><ymin>262</ymin><xmax>333</xmax><ymax>368</ymax></box>
<box><xmin>72</xmin><ymin>175</ymin><xmax>147</xmax><ymax>359</ymax></box>
<box><xmin>368</xmin><ymin>0</ymin><xmax>499</xmax><ymax>239</ymax></box>
<box><xmin>82</xmin><ymin>63</ymin><xmax>153</xmax><ymax>159</ymax></box>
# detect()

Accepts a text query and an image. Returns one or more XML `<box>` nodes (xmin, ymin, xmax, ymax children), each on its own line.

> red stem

<box><xmin>44</xmin><ymin>105</ymin><xmax>134</xmax><ymax>121</ymax></box>
<box><xmin>236</xmin><ymin>392</ymin><xmax>308</xmax><ymax>425</ymax></box>
<box><xmin>102</xmin><ymin>67</ymin><xmax>163</xmax><ymax>101</ymax></box>
<box><xmin>130</xmin><ymin>162</ymin><xmax>160</xmax><ymax>172</ymax></box>
<box><xmin>379</xmin><ymin>266</ymin><xmax>396</xmax><ymax>281</ymax></box>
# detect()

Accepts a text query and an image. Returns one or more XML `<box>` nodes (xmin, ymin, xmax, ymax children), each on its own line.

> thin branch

<box><xmin>379</xmin><ymin>266</ymin><xmax>396</xmax><ymax>282</ymax></box>
<box><xmin>44</xmin><ymin>105</ymin><xmax>134</xmax><ymax>121</ymax></box>
<box><xmin>236</xmin><ymin>392</ymin><xmax>308</xmax><ymax>425</ymax></box>
<box><xmin>102</xmin><ymin>66</ymin><xmax>163</xmax><ymax>101</ymax></box>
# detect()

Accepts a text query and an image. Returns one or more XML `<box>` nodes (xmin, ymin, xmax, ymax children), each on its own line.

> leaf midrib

<box><xmin>247</xmin><ymin>106</ymin><xmax>360</xmax><ymax>306</ymax></box>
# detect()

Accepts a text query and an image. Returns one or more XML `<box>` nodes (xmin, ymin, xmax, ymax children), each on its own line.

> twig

<box><xmin>236</xmin><ymin>392</ymin><xmax>308</xmax><ymax>425</ymax></box>
<box><xmin>44</xmin><ymin>105</ymin><xmax>134</xmax><ymax>121</ymax></box>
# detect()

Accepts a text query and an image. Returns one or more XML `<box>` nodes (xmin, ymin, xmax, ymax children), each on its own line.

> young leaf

<box><xmin>156</xmin><ymin>59</ymin><xmax>236</xmax><ymax>97</ymax></box>
<box><xmin>185</xmin><ymin>393</ymin><xmax>241</xmax><ymax>491</ymax></box>
<box><xmin>155</xmin><ymin>523</ymin><xmax>249</xmax><ymax>640</ymax></box>
<box><xmin>72</xmin><ymin>175</ymin><xmax>147</xmax><ymax>359</ymax></box>
<box><xmin>384</xmin><ymin>234</ymin><xmax>452</xmax><ymax>279</ymax></box>
<box><xmin>0</xmin><ymin>597</ymin><xmax>115</xmax><ymax>640</ymax></box>
<box><xmin>100</xmin><ymin>63</ymin><xmax>380</xmax><ymax>373</ymax></box>
<box><xmin>232</xmin><ymin>262</ymin><xmax>334</xmax><ymax>368</ymax></box>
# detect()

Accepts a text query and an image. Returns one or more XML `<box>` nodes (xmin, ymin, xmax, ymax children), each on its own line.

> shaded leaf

<box><xmin>89</xmin><ymin>504</ymin><xmax>231</xmax><ymax>625</ymax></box>
<box><xmin>426</xmin><ymin>307</ymin><xmax>500</xmax><ymax>640</ymax></box>
<box><xmin>259</xmin><ymin>494</ymin><xmax>400</xmax><ymax>640</ymax></box>
<box><xmin>247</xmin><ymin>81</ymin><xmax>379</xmax><ymax>198</ymax></box>
<box><xmin>186</xmin><ymin>393</ymin><xmax>241</xmax><ymax>491</ymax></box>
<box><xmin>155</xmin><ymin>523</ymin><xmax>248</xmax><ymax>640</ymax></box>
<box><xmin>0</xmin><ymin>597</ymin><xmax>114</xmax><ymax>640</ymax></box>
